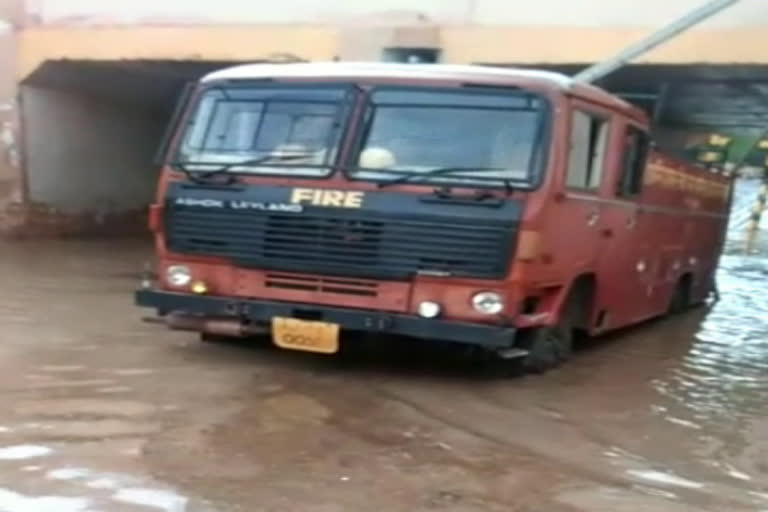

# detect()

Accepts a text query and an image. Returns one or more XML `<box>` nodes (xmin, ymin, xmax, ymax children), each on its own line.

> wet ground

<box><xmin>0</xmin><ymin>239</ymin><xmax>767</xmax><ymax>512</ymax></box>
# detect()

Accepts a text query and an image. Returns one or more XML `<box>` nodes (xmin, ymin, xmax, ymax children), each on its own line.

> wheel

<box><xmin>479</xmin><ymin>282</ymin><xmax>590</xmax><ymax>377</ymax></box>
<box><xmin>521</xmin><ymin>321</ymin><xmax>574</xmax><ymax>374</ymax></box>
<box><xmin>479</xmin><ymin>323</ymin><xmax>573</xmax><ymax>378</ymax></box>
<box><xmin>481</xmin><ymin>307</ymin><xmax>575</xmax><ymax>378</ymax></box>
<box><xmin>668</xmin><ymin>276</ymin><xmax>692</xmax><ymax>315</ymax></box>
<box><xmin>475</xmin><ymin>347</ymin><xmax>527</xmax><ymax>378</ymax></box>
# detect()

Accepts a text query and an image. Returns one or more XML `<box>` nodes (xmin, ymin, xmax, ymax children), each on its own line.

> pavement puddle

<box><xmin>0</xmin><ymin>489</ymin><xmax>90</xmax><ymax>512</ymax></box>
<box><xmin>0</xmin><ymin>445</ymin><xmax>53</xmax><ymax>460</ymax></box>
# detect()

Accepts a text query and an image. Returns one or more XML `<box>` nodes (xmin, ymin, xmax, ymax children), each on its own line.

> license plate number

<box><xmin>271</xmin><ymin>317</ymin><xmax>340</xmax><ymax>354</ymax></box>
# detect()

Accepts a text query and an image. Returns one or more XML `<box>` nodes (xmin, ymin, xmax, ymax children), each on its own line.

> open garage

<box><xmin>17</xmin><ymin>59</ymin><xmax>241</xmax><ymax>235</ymax></box>
<box><xmin>485</xmin><ymin>63</ymin><xmax>768</xmax><ymax>148</ymax></box>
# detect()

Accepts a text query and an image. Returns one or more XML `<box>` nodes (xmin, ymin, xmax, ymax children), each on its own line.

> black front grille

<box><xmin>166</xmin><ymin>206</ymin><xmax>515</xmax><ymax>279</ymax></box>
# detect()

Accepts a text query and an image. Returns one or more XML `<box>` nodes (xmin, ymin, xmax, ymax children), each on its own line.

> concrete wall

<box><xmin>21</xmin><ymin>86</ymin><xmax>163</xmax><ymax>216</ymax></box>
<box><xmin>16</xmin><ymin>26</ymin><xmax>338</xmax><ymax>80</ymax></box>
<box><xmin>0</xmin><ymin>20</ymin><xmax>25</xmax><ymax>235</ymax></box>
<box><xmin>15</xmin><ymin>18</ymin><xmax>768</xmax><ymax>82</ymax></box>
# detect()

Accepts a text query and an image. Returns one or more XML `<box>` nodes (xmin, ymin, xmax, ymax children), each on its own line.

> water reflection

<box><xmin>653</xmin><ymin>254</ymin><xmax>768</xmax><ymax>425</ymax></box>
<box><xmin>0</xmin><ymin>489</ymin><xmax>90</xmax><ymax>512</ymax></box>
<box><xmin>626</xmin><ymin>469</ymin><xmax>704</xmax><ymax>490</ymax></box>
<box><xmin>113</xmin><ymin>488</ymin><xmax>189</xmax><ymax>511</ymax></box>
<box><xmin>0</xmin><ymin>445</ymin><xmax>53</xmax><ymax>460</ymax></box>
<box><xmin>13</xmin><ymin>464</ymin><xmax>190</xmax><ymax>512</ymax></box>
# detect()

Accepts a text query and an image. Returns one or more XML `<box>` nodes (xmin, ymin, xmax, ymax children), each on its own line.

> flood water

<box><xmin>0</xmin><ymin>237</ymin><xmax>766</xmax><ymax>511</ymax></box>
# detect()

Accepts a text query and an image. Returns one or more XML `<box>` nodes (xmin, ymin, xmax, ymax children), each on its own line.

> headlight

<box><xmin>472</xmin><ymin>292</ymin><xmax>504</xmax><ymax>315</ymax></box>
<box><xmin>166</xmin><ymin>265</ymin><xmax>192</xmax><ymax>287</ymax></box>
<box><xmin>417</xmin><ymin>301</ymin><xmax>442</xmax><ymax>319</ymax></box>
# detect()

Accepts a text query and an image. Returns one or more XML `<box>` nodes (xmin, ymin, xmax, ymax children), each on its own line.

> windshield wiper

<box><xmin>172</xmin><ymin>153</ymin><xmax>314</xmax><ymax>184</ymax></box>
<box><xmin>172</xmin><ymin>163</ymin><xmax>232</xmax><ymax>185</ymax></box>
<box><xmin>199</xmin><ymin>153</ymin><xmax>315</xmax><ymax>179</ymax></box>
<box><xmin>377</xmin><ymin>166</ymin><xmax>513</xmax><ymax>189</ymax></box>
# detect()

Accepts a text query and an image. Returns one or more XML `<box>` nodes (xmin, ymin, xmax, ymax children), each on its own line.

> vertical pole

<box><xmin>745</xmin><ymin>169</ymin><xmax>768</xmax><ymax>253</ymax></box>
<box><xmin>735</xmin><ymin>131</ymin><xmax>768</xmax><ymax>254</ymax></box>
<box><xmin>464</xmin><ymin>0</ymin><xmax>477</xmax><ymax>24</ymax></box>
<box><xmin>652</xmin><ymin>83</ymin><xmax>670</xmax><ymax>126</ymax></box>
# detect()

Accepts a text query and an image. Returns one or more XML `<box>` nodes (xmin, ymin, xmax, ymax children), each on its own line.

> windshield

<box><xmin>175</xmin><ymin>85</ymin><xmax>352</xmax><ymax>176</ymax></box>
<box><xmin>351</xmin><ymin>88</ymin><xmax>547</xmax><ymax>187</ymax></box>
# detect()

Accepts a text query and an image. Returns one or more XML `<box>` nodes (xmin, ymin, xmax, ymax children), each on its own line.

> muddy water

<box><xmin>0</xmin><ymin>239</ymin><xmax>766</xmax><ymax>511</ymax></box>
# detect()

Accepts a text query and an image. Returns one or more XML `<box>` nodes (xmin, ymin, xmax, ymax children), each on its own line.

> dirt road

<box><xmin>0</xmin><ymin>239</ymin><xmax>766</xmax><ymax>511</ymax></box>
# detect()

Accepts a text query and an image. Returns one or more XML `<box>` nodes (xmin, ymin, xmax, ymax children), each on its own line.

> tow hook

<box><xmin>495</xmin><ymin>348</ymin><xmax>529</xmax><ymax>359</ymax></box>
<box><xmin>142</xmin><ymin>314</ymin><xmax>268</xmax><ymax>338</ymax></box>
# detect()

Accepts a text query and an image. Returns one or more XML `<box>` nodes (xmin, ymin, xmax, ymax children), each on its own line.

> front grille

<box><xmin>265</xmin><ymin>273</ymin><xmax>379</xmax><ymax>297</ymax></box>
<box><xmin>166</xmin><ymin>206</ymin><xmax>514</xmax><ymax>279</ymax></box>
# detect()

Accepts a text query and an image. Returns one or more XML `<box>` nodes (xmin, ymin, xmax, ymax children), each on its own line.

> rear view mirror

<box><xmin>153</xmin><ymin>82</ymin><xmax>195</xmax><ymax>167</ymax></box>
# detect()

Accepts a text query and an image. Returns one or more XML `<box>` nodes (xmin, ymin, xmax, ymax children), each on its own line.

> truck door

<box><xmin>556</xmin><ymin>106</ymin><xmax>611</xmax><ymax>284</ymax></box>
<box><xmin>595</xmin><ymin>122</ymin><xmax>653</xmax><ymax>329</ymax></box>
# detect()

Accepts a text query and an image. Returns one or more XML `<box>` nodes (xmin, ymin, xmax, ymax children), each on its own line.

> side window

<box><xmin>617</xmin><ymin>126</ymin><xmax>650</xmax><ymax>197</ymax></box>
<box><xmin>566</xmin><ymin>110</ymin><xmax>609</xmax><ymax>191</ymax></box>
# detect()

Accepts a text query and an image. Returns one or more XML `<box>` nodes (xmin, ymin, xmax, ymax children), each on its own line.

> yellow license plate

<box><xmin>271</xmin><ymin>317</ymin><xmax>340</xmax><ymax>354</ymax></box>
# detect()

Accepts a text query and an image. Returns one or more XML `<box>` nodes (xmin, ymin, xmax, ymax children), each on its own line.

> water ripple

<box><xmin>652</xmin><ymin>254</ymin><xmax>768</xmax><ymax>426</ymax></box>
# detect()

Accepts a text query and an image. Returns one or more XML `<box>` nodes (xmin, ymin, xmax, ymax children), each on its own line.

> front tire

<box><xmin>522</xmin><ymin>322</ymin><xmax>573</xmax><ymax>374</ymax></box>
<box><xmin>485</xmin><ymin>282</ymin><xmax>588</xmax><ymax>377</ymax></box>
<box><xmin>483</xmin><ymin>313</ymin><xmax>574</xmax><ymax>378</ymax></box>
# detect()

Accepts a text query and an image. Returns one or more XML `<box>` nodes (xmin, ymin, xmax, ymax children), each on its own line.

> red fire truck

<box><xmin>136</xmin><ymin>62</ymin><xmax>731</xmax><ymax>374</ymax></box>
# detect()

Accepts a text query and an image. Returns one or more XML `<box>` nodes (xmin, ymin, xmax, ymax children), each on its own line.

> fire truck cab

<box><xmin>136</xmin><ymin>62</ymin><xmax>731</xmax><ymax>374</ymax></box>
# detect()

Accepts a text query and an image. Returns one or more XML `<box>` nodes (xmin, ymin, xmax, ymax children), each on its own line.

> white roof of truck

<box><xmin>202</xmin><ymin>62</ymin><xmax>575</xmax><ymax>88</ymax></box>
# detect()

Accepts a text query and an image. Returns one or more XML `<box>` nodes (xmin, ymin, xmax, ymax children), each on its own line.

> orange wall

<box><xmin>441</xmin><ymin>26</ymin><xmax>768</xmax><ymax>64</ymax></box>
<box><xmin>16</xmin><ymin>23</ymin><xmax>768</xmax><ymax>81</ymax></box>
<box><xmin>17</xmin><ymin>25</ymin><xmax>339</xmax><ymax>79</ymax></box>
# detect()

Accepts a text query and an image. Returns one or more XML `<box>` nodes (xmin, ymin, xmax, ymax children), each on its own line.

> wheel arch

<box><xmin>563</xmin><ymin>273</ymin><xmax>597</xmax><ymax>331</ymax></box>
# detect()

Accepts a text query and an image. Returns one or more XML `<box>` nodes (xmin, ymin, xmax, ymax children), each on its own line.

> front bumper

<box><xmin>135</xmin><ymin>289</ymin><xmax>516</xmax><ymax>349</ymax></box>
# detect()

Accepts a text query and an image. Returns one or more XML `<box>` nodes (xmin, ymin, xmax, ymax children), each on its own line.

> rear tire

<box><xmin>668</xmin><ymin>276</ymin><xmax>692</xmax><ymax>315</ymax></box>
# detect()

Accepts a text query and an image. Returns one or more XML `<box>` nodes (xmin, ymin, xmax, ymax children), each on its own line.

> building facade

<box><xmin>1</xmin><ymin>0</ymin><xmax>767</xmax><ymax>236</ymax></box>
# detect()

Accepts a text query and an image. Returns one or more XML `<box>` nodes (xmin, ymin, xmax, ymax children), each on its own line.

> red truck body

<box><xmin>136</xmin><ymin>63</ymin><xmax>731</xmax><ymax>372</ymax></box>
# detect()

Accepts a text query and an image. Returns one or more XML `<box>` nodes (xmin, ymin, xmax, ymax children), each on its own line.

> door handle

<box><xmin>626</xmin><ymin>207</ymin><xmax>641</xmax><ymax>229</ymax></box>
<box><xmin>586</xmin><ymin>209</ymin><xmax>600</xmax><ymax>227</ymax></box>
